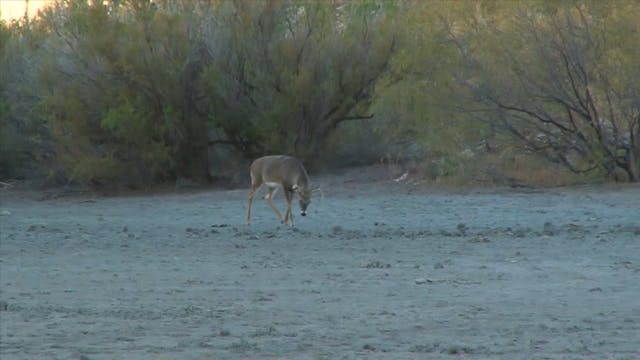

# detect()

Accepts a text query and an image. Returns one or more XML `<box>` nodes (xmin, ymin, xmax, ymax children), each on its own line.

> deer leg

<box><xmin>265</xmin><ymin>186</ymin><xmax>284</xmax><ymax>223</ymax></box>
<box><xmin>246</xmin><ymin>184</ymin><xmax>261</xmax><ymax>225</ymax></box>
<box><xmin>284</xmin><ymin>188</ymin><xmax>294</xmax><ymax>226</ymax></box>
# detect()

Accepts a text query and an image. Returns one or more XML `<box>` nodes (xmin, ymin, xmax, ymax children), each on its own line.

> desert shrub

<box><xmin>0</xmin><ymin>100</ymin><xmax>29</xmax><ymax>178</ymax></box>
<box><xmin>195</xmin><ymin>1</ymin><xmax>400</xmax><ymax>163</ymax></box>
<box><xmin>4</xmin><ymin>1</ymin><xmax>639</xmax><ymax>187</ymax></box>
<box><xmin>37</xmin><ymin>1</ymin><xmax>198</xmax><ymax>186</ymax></box>
<box><xmin>0</xmin><ymin>18</ymin><xmax>48</xmax><ymax>181</ymax></box>
<box><xmin>27</xmin><ymin>0</ymin><xmax>401</xmax><ymax>186</ymax></box>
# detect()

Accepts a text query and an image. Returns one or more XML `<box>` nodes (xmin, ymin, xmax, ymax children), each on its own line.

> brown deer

<box><xmin>246</xmin><ymin>155</ymin><xmax>316</xmax><ymax>225</ymax></box>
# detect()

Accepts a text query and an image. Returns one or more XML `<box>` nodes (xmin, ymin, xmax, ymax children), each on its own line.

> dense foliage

<box><xmin>1</xmin><ymin>0</ymin><xmax>638</xmax><ymax>187</ymax></box>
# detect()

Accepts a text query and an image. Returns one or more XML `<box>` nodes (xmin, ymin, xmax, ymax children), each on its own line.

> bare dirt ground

<box><xmin>1</xmin><ymin>167</ymin><xmax>639</xmax><ymax>359</ymax></box>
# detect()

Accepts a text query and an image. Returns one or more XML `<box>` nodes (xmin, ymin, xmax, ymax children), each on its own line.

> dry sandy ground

<box><xmin>1</xmin><ymin>169</ymin><xmax>639</xmax><ymax>359</ymax></box>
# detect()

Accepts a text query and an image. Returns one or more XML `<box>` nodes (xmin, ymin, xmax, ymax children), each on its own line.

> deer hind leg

<box><xmin>265</xmin><ymin>186</ymin><xmax>285</xmax><ymax>223</ymax></box>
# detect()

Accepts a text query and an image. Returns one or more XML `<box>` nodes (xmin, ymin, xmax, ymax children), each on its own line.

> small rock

<box><xmin>415</xmin><ymin>278</ymin><xmax>428</xmax><ymax>285</ymax></box>
<box><xmin>457</xmin><ymin>223</ymin><xmax>468</xmax><ymax>235</ymax></box>
<box><xmin>363</xmin><ymin>343</ymin><xmax>376</xmax><ymax>351</ymax></box>
<box><xmin>27</xmin><ymin>224</ymin><xmax>45</xmax><ymax>232</ymax></box>
<box><xmin>364</xmin><ymin>260</ymin><xmax>390</xmax><ymax>269</ymax></box>
<box><xmin>469</xmin><ymin>235</ymin><xmax>490</xmax><ymax>243</ymax></box>
<box><xmin>543</xmin><ymin>222</ymin><xmax>556</xmax><ymax>236</ymax></box>
<box><xmin>0</xmin><ymin>210</ymin><xmax>10</xmax><ymax>216</ymax></box>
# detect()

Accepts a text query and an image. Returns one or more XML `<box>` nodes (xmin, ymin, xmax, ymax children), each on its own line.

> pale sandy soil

<box><xmin>1</xmin><ymin>168</ymin><xmax>639</xmax><ymax>359</ymax></box>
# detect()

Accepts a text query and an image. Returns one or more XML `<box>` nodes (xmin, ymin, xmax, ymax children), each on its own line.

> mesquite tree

<box><xmin>452</xmin><ymin>3</ymin><xmax>640</xmax><ymax>181</ymax></box>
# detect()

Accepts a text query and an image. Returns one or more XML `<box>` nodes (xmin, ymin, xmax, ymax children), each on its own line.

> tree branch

<box><xmin>335</xmin><ymin>114</ymin><xmax>374</xmax><ymax>122</ymax></box>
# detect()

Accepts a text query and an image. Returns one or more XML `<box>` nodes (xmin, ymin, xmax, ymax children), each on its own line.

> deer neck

<box><xmin>291</xmin><ymin>173</ymin><xmax>309</xmax><ymax>191</ymax></box>
<box><xmin>298</xmin><ymin>165</ymin><xmax>311</xmax><ymax>187</ymax></box>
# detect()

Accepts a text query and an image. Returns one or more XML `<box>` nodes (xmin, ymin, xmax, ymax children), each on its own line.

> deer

<box><xmin>246</xmin><ymin>155</ymin><xmax>316</xmax><ymax>226</ymax></box>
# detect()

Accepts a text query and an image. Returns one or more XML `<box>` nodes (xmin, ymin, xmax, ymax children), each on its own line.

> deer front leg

<box><xmin>246</xmin><ymin>185</ymin><xmax>260</xmax><ymax>225</ymax></box>
<box><xmin>265</xmin><ymin>186</ymin><xmax>285</xmax><ymax>223</ymax></box>
<box><xmin>283</xmin><ymin>188</ymin><xmax>294</xmax><ymax>226</ymax></box>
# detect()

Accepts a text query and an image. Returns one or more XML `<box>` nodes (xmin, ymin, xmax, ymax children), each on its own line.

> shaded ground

<box><xmin>1</xmin><ymin>169</ymin><xmax>639</xmax><ymax>359</ymax></box>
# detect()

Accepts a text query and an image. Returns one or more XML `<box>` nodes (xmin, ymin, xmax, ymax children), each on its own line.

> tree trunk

<box><xmin>626</xmin><ymin>148</ymin><xmax>639</xmax><ymax>182</ymax></box>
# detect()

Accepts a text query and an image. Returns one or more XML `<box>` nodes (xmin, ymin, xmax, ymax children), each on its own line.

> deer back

<box><xmin>251</xmin><ymin>155</ymin><xmax>310</xmax><ymax>189</ymax></box>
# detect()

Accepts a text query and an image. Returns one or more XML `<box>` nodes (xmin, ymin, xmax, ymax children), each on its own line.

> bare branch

<box><xmin>335</xmin><ymin>114</ymin><xmax>374</xmax><ymax>121</ymax></box>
